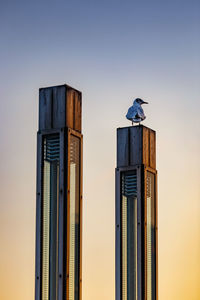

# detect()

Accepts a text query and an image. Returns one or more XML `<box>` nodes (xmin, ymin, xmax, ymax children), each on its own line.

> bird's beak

<box><xmin>142</xmin><ymin>101</ymin><xmax>148</xmax><ymax>104</ymax></box>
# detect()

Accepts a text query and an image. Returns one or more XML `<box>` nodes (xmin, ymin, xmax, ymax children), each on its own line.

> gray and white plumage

<box><xmin>126</xmin><ymin>98</ymin><xmax>148</xmax><ymax>125</ymax></box>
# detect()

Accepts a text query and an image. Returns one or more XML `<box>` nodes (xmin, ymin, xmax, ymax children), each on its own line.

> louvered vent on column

<box><xmin>44</xmin><ymin>135</ymin><xmax>60</xmax><ymax>162</ymax></box>
<box><xmin>122</xmin><ymin>172</ymin><xmax>137</xmax><ymax>197</ymax></box>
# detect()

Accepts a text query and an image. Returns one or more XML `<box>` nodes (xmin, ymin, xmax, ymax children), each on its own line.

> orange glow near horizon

<box><xmin>1</xmin><ymin>128</ymin><xmax>199</xmax><ymax>300</ymax></box>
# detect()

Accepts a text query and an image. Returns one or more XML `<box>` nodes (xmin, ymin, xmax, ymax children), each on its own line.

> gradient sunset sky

<box><xmin>0</xmin><ymin>0</ymin><xmax>200</xmax><ymax>299</ymax></box>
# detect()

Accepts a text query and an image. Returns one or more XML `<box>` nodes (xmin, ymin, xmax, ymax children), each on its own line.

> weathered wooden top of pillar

<box><xmin>117</xmin><ymin>125</ymin><xmax>156</xmax><ymax>169</ymax></box>
<box><xmin>39</xmin><ymin>84</ymin><xmax>82</xmax><ymax>132</ymax></box>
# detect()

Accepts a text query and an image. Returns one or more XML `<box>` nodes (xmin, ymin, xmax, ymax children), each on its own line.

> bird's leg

<box><xmin>132</xmin><ymin>120</ymin><xmax>133</xmax><ymax>126</ymax></box>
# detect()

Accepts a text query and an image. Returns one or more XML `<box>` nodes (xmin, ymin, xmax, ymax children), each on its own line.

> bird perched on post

<box><xmin>126</xmin><ymin>98</ymin><xmax>148</xmax><ymax>125</ymax></box>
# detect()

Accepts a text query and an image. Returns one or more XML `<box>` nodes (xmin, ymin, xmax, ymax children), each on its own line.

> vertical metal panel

<box><xmin>122</xmin><ymin>171</ymin><xmax>137</xmax><ymax>300</ymax></box>
<box><xmin>116</xmin><ymin>167</ymin><xmax>142</xmax><ymax>300</ymax></box>
<box><xmin>66</xmin><ymin>130</ymin><xmax>71</xmax><ymax>298</ymax></box>
<box><xmin>49</xmin><ymin>161</ymin><xmax>59</xmax><ymax>300</ymax></box>
<box><xmin>155</xmin><ymin>172</ymin><xmax>158</xmax><ymax>300</ymax></box>
<box><xmin>58</xmin><ymin>129</ymin><xmax>65</xmax><ymax>300</ymax></box>
<box><xmin>66</xmin><ymin>129</ymin><xmax>82</xmax><ymax>300</ymax></box>
<box><xmin>115</xmin><ymin>169</ymin><xmax>121</xmax><ymax>300</ymax></box>
<box><xmin>35</xmin><ymin>132</ymin><xmax>42</xmax><ymax>300</ymax></box>
<box><xmin>144</xmin><ymin>167</ymin><xmax>157</xmax><ymax>300</ymax></box>
<box><xmin>52</xmin><ymin>86</ymin><xmax>66</xmax><ymax>129</ymax></box>
<box><xmin>117</xmin><ymin>128</ymin><xmax>129</xmax><ymax>167</ymax></box>
<box><xmin>42</xmin><ymin>160</ymin><xmax>50</xmax><ymax>300</ymax></box>
<box><xmin>69</xmin><ymin>134</ymin><xmax>80</xmax><ymax>300</ymax></box>
<box><xmin>79</xmin><ymin>135</ymin><xmax>83</xmax><ymax>300</ymax></box>
<box><xmin>39</xmin><ymin>88</ymin><xmax>53</xmax><ymax>130</ymax></box>
<box><xmin>129</xmin><ymin>126</ymin><xmax>142</xmax><ymax>166</ymax></box>
<box><xmin>137</xmin><ymin>166</ymin><xmax>142</xmax><ymax>300</ymax></box>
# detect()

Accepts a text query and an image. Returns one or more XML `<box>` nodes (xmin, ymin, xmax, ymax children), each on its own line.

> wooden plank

<box><xmin>149</xmin><ymin>130</ymin><xmax>156</xmax><ymax>169</ymax></box>
<box><xmin>39</xmin><ymin>84</ymin><xmax>82</xmax><ymax>131</ymax></box>
<box><xmin>129</xmin><ymin>126</ymin><xmax>142</xmax><ymax>166</ymax></box>
<box><xmin>74</xmin><ymin>92</ymin><xmax>78</xmax><ymax>130</ymax></box>
<box><xmin>52</xmin><ymin>86</ymin><xmax>66</xmax><ymax>129</ymax></box>
<box><xmin>74</xmin><ymin>91</ymin><xmax>82</xmax><ymax>132</ymax></box>
<box><xmin>142</xmin><ymin>127</ymin><xmax>149</xmax><ymax>166</ymax></box>
<box><xmin>39</xmin><ymin>88</ymin><xmax>53</xmax><ymax>130</ymax></box>
<box><xmin>117</xmin><ymin>128</ymin><xmax>129</xmax><ymax>167</ymax></box>
<box><xmin>78</xmin><ymin>92</ymin><xmax>82</xmax><ymax>132</ymax></box>
<box><xmin>144</xmin><ymin>167</ymin><xmax>147</xmax><ymax>300</ymax></box>
<box><xmin>66</xmin><ymin>88</ymin><xmax>74</xmax><ymax>129</ymax></box>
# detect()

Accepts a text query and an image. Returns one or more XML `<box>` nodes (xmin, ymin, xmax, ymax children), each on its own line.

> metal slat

<box><xmin>44</xmin><ymin>136</ymin><xmax>60</xmax><ymax>162</ymax></box>
<box><xmin>122</xmin><ymin>173</ymin><xmax>137</xmax><ymax>197</ymax></box>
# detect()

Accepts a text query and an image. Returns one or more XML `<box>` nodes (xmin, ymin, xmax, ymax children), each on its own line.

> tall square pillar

<box><xmin>35</xmin><ymin>85</ymin><xmax>83</xmax><ymax>300</ymax></box>
<box><xmin>116</xmin><ymin>125</ymin><xmax>158</xmax><ymax>300</ymax></box>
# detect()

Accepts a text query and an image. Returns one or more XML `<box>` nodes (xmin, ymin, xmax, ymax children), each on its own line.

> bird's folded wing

<box><xmin>137</xmin><ymin>106</ymin><xmax>145</xmax><ymax>119</ymax></box>
<box><xmin>126</xmin><ymin>106</ymin><xmax>136</xmax><ymax>119</ymax></box>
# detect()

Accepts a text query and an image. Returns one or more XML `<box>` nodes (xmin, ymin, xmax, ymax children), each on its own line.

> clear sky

<box><xmin>0</xmin><ymin>0</ymin><xmax>200</xmax><ymax>299</ymax></box>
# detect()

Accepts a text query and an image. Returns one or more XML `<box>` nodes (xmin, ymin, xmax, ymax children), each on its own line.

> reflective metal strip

<box><xmin>42</xmin><ymin>161</ymin><xmax>50</xmax><ymax>300</ymax></box>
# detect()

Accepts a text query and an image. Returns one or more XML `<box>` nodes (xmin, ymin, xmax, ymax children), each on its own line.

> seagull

<box><xmin>126</xmin><ymin>98</ymin><xmax>148</xmax><ymax>125</ymax></box>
